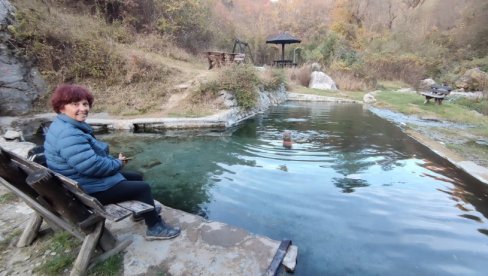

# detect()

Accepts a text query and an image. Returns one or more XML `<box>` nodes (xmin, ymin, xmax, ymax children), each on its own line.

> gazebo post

<box><xmin>281</xmin><ymin>44</ymin><xmax>285</xmax><ymax>61</ymax></box>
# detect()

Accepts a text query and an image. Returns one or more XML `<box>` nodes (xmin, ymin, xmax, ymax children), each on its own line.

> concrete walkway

<box><xmin>110</xmin><ymin>204</ymin><xmax>297</xmax><ymax>275</ymax></box>
<box><xmin>0</xmin><ymin>182</ymin><xmax>297</xmax><ymax>275</ymax></box>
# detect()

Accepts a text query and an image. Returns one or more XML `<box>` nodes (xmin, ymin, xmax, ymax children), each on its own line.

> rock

<box><xmin>419</xmin><ymin>78</ymin><xmax>436</xmax><ymax>91</ymax></box>
<box><xmin>0</xmin><ymin>140</ymin><xmax>36</xmax><ymax>157</ymax></box>
<box><xmin>283</xmin><ymin>245</ymin><xmax>298</xmax><ymax>272</ymax></box>
<box><xmin>475</xmin><ymin>139</ymin><xmax>488</xmax><ymax>146</ymax></box>
<box><xmin>0</xmin><ymin>0</ymin><xmax>16</xmax><ymax>28</ymax></box>
<box><xmin>455</xmin><ymin>68</ymin><xmax>488</xmax><ymax>91</ymax></box>
<box><xmin>363</xmin><ymin>92</ymin><xmax>376</xmax><ymax>104</ymax></box>
<box><xmin>0</xmin><ymin>0</ymin><xmax>48</xmax><ymax>116</ymax></box>
<box><xmin>450</xmin><ymin>91</ymin><xmax>484</xmax><ymax>100</ymax></box>
<box><xmin>3</xmin><ymin>129</ymin><xmax>22</xmax><ymax>140</ymax></box>
<box><xmin>216</xmin><ymin>90</ymin><xmax>237</xmax><ymax>108</ymax></box>
<box><xmin>308</xmin><ymin>71</ymin><xmax>337</xmax><ymax>90</ymax></box>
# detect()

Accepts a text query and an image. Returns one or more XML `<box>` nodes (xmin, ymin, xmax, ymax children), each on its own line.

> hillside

<box><xmin>7</xmin><ymin>0</ymin><xmax>222</xmax><ymax>117</ymax></box>
<box><xmin>4</xmin><ymin>0</ymin><xmax>487</xmax><ymax>118</ymax></box>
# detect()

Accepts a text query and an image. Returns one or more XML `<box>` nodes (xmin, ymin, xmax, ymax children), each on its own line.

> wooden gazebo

<box><xmin>266</xmin><ymin>32</ymin><xmax>301</xmax><ymax>67</ymax></box>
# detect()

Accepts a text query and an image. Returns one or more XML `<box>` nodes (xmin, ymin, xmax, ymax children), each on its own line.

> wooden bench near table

<box><xmin>273</xmin><ymin>59</ymin><xmax>296</xmax><ymax>67</ymax></box>
<box><xmin>0</xmin><ymin>146</ymin><xmax>154</xmax><ymax>276</ymax></box>
<box><xmin>420</xmin><ymin>84</ymin><xmax>452</xmax><ymax>105</ymax></box>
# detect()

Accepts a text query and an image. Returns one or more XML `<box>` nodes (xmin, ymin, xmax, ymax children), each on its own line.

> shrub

<box><xmin>260</xmin><ymin>68</ymin><xmax>286</xmax><ymax>91</ymax></box>
<box><xmin>329</xmin><ymin>69</ymin><xmax>376</xmax><ymax>91</ymax></box>
<box><xmin>364</xmin><ymin>53</ymin><xmax>428</xmax><ymax>88</ymax></box>
<box><xmin>8</xmin><ymin>1</ymin><xmax>127</xmax><ymax>84</ymax></box>
<box><xmin>198</xmin><ymin>64</ymin><xmax>259</xmax><ymax>109</ymax></box>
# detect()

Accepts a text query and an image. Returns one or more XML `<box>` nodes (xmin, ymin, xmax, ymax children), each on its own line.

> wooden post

<box><xmin>26</xmin><ymin>169</ymin><xmax>94</xmax><ymax>233</ymax></box>
<box><xmin>0</xmin><ymin>176</ymin><xmax>84</xmax><ymax>240</ymax></box>
<box><xmin>265</xmin><ymin>240</ymin><xmax>292</xmax><ymax>276</ymax></box>
<box><xmin>70</xmin><ymin>221</ymin><xmax>104</xmax><ymax>276</ymax></box>
<box><xmin>17</xmin><ymin>213</ymin><xmax>43</xmax><ymax>247</ymax></box>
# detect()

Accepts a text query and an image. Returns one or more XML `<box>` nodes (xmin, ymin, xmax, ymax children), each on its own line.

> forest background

<box><xmin>7</xmin><ymin>0</ymin><xmax>488</xmax><ymax>115</ymax></box>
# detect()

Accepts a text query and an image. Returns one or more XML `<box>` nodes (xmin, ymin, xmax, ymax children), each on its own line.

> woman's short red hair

<box><xmin>51</xmin><ymin>84</ymin><xmax>94</xmax><ymax>113</ymax></box>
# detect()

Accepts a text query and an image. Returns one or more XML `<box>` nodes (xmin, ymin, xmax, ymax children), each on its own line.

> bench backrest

<box><xmin>430</xmin><ymin>84</ymin><xmax>452</xmax><ymax>95</ymax></box>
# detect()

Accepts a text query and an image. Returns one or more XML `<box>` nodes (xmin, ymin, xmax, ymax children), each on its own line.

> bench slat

<box><xmin>116</xmin><ymin>200</ymin><xmax>154</xmax><ymax>215</ymax></box>
<box><xmin>103</xmin><ymin>204</ymin><xmax>133</xmax><ymax>222</ymax></box>
<box><xmin>421</xmin><ymin>92</ymin><xmax>446</xmax><ymax>99</ymax></box>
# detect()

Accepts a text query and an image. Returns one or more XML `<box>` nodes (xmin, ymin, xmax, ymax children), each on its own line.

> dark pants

<box><xmin>90</xmin><ymin>171</ymin><xmax>161</xmax><ymax>227</ymax></box>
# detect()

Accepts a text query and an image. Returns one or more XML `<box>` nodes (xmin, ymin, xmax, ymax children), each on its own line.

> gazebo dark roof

<box><xmin>266</xmin><ymin>32</ymin><xmax>301</xmax><ymax>44</ymax></box>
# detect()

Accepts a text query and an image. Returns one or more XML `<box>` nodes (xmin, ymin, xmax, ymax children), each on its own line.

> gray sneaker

<box><xmin>132</xmin><ymin>202</ymin><xmax>162</xmax><ymax>222</ymax></box>
<box><xmin>145</xmin><ymin>221</ymin><xmax>181</xmax><ymax>241</ymax></box>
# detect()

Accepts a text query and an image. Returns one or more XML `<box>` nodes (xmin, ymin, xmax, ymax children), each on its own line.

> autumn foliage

<box><xmin>10</xmin><ymin>0</ymin><xmax>488</xmax><ymax>91</ymax></box>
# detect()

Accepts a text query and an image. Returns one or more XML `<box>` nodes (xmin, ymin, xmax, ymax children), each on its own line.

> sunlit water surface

<box><xmin>102</xmin><ymin>102</ymin><xmax>488</xmax><ymax>275</ymax></box>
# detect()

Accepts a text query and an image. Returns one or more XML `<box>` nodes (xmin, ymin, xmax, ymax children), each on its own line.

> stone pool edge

<box><xmin>403</xmin><ymin>129</ymin><xmax>488</xmax><ymax>185</ymax></box>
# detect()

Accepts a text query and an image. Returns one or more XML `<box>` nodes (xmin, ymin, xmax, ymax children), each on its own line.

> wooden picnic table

<box><xmin>205</xmin><ymin>51</ymin><xmax>245</xmax><ymax>69</ymax></box>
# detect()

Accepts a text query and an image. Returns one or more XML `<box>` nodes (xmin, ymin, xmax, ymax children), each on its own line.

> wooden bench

<box><xmin>421</xmin><ymin>84</ymin><xmax>452</xmax><ymax>105</ymax></box>
<box><xmin>0</xmin><ymin>146</ymin><xmax>154</xmax><ymax>275</ymax></box>
<box><xmin>273</xmin><ymin>60</ymin><xmax>296</xmax><ymax>67</ymax></box>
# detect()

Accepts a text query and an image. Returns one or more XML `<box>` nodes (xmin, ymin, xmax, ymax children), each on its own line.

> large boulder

<box><xmin>419</xmin><ymin>78</ymin><xmax>436</xmax><ymax>91</ymax></box>
<box><xmin>308</xmin><ymin>71</ymin><xmax>338</xmax><ymax>90</ymax></box>
<box><xmin>0</xmin><ymin>0</ymin><xmax>47</xmax><ymax>116</ymax></box>
<box><xmin>455</xmin><ymin>68</ymin><xmax>488</xmax><ymax>91</ymax></box>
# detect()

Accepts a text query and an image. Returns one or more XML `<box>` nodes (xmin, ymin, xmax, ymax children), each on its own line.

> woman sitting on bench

<box><xmin>44</xmin><ymin>84</ymin><xmax>180</xmax><ymax>240</ymax></box>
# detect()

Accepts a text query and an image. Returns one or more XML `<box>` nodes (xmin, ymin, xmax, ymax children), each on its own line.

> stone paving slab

<box><xmin>108</xmin><ymin>204</ymin><xmax>298</xmax><ymax>275</ymax></box>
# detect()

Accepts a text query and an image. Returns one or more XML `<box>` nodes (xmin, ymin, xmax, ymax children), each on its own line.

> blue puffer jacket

<box><xmin>44</xmin><ymin>114</ymin><xmax>125</xmax><ymax>194</ymax></box>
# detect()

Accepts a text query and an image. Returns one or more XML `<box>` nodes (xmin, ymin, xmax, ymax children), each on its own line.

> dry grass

<box><xmin>329</xmin><ymin>70</ymin><xmax>376</xmax><ymax>91</ymax></box>
<box><xmin>288</xmin><ymin>65</ymin><xmax>312</xmax><ymax>87</ymax></box>
<box><xmin>364</xmin><ymin>54</ymin><xmax>428</xmax><ymax>88</ymax></box>
<box><xmin>12</xmin><ymin>0</ymin><xmax>213</xmax><ymax>116</ymax></box>
<box><xmin>132</xmin><ymin>33</ymin><xmax>193</xmax><ymax>62</ymax></box>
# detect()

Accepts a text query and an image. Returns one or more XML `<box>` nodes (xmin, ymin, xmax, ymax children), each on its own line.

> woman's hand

<box><xmin>118</xmin><ymin>152</ymin><xmax>129</xmax><ymax>164</ymax></box>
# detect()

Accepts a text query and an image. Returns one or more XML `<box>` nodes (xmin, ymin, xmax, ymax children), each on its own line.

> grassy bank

<box><xmin>373</xmin><ymin>85</ymin><xmax>488</xmax><ymax>167</ymax></box>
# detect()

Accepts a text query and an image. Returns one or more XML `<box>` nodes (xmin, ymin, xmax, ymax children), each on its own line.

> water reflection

<box><xmin>420</xmin><ymin>159</ymin><xmax>488</xmax><ymax>228</ymax></box>
<box><xmin>101</xmin><ymin>102</ymin><xmax>488</xmax><ymax>275</ymax></box>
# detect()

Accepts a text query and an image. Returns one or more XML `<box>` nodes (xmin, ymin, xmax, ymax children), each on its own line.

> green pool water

<box><xmin>102</xmin><ymin>102</ymin><xmax>488</xmax><ymax>275</ymax></box>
